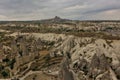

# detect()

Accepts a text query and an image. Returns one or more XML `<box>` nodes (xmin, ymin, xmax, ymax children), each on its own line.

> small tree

<box><xmin>0</xmin><ymin>64</ymin><xmax>4</xmax><ymax>71</ymax></box>
<box><xmin>9</xmin><ymin>58</ymin><xmax>16</xmax><ymax>69</ymax></box>
<box><xmin>45</xmin><ymin>55</ymin><xmax>51</xmax><ymax>66</ymax></box>
<box><xmin>1</xmin><ymin>70</ymin><xmax>9</xmax><ymax>78</ymax></box>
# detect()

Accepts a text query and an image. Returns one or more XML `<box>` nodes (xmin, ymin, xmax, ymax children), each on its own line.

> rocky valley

<box><xmin>0</xmin><ymin>17</ymin><xmax>120</xmax><ymax>80</ymax></box>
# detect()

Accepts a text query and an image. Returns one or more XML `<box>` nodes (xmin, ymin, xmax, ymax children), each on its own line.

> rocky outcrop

<box><xmin>47</xmin><ymin>34</ymin><xmax>120</xmax><ymax>80</ymax></box>
<box><xmin>3</xmin><ymin>32</ymin><xmax>120</xmax><ymax>80</ymax></box>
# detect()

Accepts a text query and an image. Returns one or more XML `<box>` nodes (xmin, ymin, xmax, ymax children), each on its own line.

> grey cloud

<box><xmin>0</xmin><ymin>0</ymin><xmax>120</xmax><ymax>20</ymax></box>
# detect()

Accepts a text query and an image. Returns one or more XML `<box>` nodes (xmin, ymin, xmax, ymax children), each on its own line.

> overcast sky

<box><xmin>0</xmin><ymin>0</ymin><xmax>120</xmax><ymax>20</ymax></box>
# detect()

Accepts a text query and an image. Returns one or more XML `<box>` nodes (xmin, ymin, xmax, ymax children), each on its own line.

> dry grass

<box><xmin>39</xmin><ymin>50</ymin><xmax>49</xmax><ymax>56</ymax></box>
<box><xmin>24</xmin><ymin>72</ymin><xmax>58</xmax><ymax>80</ymax></box>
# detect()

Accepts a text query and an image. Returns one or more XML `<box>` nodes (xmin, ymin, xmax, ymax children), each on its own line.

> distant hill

<box><xmin>39</xmin><ymin>16</ymin><xmax>72</xmax><ymax>23</ymax></box>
